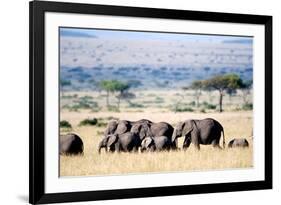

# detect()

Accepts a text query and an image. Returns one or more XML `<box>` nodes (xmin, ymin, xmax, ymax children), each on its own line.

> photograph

<box><xmin>29</xmin><ymin>1</ymin><xmax>272</xmax><ymax>203</ymax></box>
<box><xmin>59</xmin><ymin>27</ymin><xmax>254</xmax><ymax>177</ymax></box>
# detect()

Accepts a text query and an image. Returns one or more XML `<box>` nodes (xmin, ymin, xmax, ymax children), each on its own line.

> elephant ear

<box><xmin>141</xmin><ymin>123</ymin><xmax>153</xmax><ymax>138</ymax></box>
<box><xmin>176</xmin><ymin>122</ymin><xmax>185</xmax><ymax>132</ymax></box>
<box><xmin>131</xmin><ymin>123</ymin><xmax>141</xmax><ymax>134</ymax></box>
<box><xmin>104</xmin><ymin>120</ymin><xmax>118</xmax><ymax>135</ymax></box>
<box><xmin>182</xmin><ymin>120</ymin><xmax>194</xmax><ymax>136</ymax></box>
<box><xmin>115</xmin><ymin>120</ymin><xmax>129</xmax><ymax>134</ymax></box>
<box><xmin>107</xmin><ymin>135</ymin><xmax>118</xmax><ymax>147</ymax></box>
<box><xmin>138</xmin><ymin>124</ymin><xmax>147</xmax><ymax>139</ymax></box>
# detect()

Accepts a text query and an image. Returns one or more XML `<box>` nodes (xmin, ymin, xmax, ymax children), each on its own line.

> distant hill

<box><xmin>60</xmin><ymin>33</ymin><xmax>253</xmax><ymax>91</ymax></box>
<box><xmin>60</xmin><ymin>66</ymin><xmax>252</xmax><ymax>91</ymax></box>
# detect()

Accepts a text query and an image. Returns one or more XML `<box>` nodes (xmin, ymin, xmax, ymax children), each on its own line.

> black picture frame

<box><xmin>29</xmin><ymin>0</ymin><xmax>272</xmax><ymax>204</ymax></box>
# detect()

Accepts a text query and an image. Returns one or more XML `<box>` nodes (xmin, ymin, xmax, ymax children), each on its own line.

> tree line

<box><xmin>184</xmin><ymin>73</ymin><xmax>252</xmax><ymax>112</ymax></box>
<box><xmin>61</xmin><ymin>73</ymin><xmax>252</xmax><ymax>113</ymax></box>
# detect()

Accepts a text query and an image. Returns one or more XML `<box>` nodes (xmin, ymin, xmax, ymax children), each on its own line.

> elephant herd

<box><xmin>60</xmin><ymin>118</ymin><xmax>249</xmax><ymax>155</ymax></box>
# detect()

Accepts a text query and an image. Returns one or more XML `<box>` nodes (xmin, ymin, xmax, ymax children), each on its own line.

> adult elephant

<box><xmin>104</xmin><ymin>119</ymin><xmax>152</xmax><ymax>136</ymax></box>
<box><xmin>141</xmin><ymin>136</ymin><xmax>171</xmax><ymax>152</ymax></box>
<box><xmin>228</xmin><ymin>138</ymin><xmax>249</xmax><ymax>148</ymax></box>
<box><xmin>98</xmin><ymin>132</ymin><xmax>141</xmax><ymax>153</ymax></box>
<box><xmin>60</xmin><ymin>133</ymin><xmax>84</xmax><ymax>155</ymax></box>
<box><xmin>131</xmin><ymin>121</ymin><xmax>176</xmax><ymax>149</ymax></box>
<box><xmin>172</xmin><ymin>118</ymin><xmax>225</xmax><ymax>150</ymax></box>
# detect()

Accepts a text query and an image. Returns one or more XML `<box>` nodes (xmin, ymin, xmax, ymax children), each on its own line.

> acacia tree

<box><xmin>99</xmin><ymin>80</ymin><xmax>130</xmax><ymax>109</ymax></box>
<box><xmin>202</xmin><ymin>74</ymin><xmax>244</xmax><ymax>112</ymax></box>
<box><xmin>114</xmin><ymin>82</ymin><xmax>130</xmax><ymax>109</ymax></box>
<box><xmin>100</xmin><ymin>80</ymin><xmax>114</xmax><ymax>107</ymax></box>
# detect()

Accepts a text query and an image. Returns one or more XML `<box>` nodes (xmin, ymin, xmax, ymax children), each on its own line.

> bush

<box><xmin>63</xmin><ymin>99</ymin><xmax>99</xmax><ymax>112</ymax></box>
<box><xmin>128</xmin><ymin>102</ymin><xmax>144</xmax><ymax>108</ymax></box>
<box><xmin>172</xmin><ymin>106</ymin><xmax>194</xmax><ymax>112</ymax></box>
<box><xmin>60</xmin><ymin>120</ymin><xmax>72</xmax><ymax>128</ymax></box>
<box><xmin>79</xmin><ymin>118</ymin><xmax>98</xmax><ymax>126</ymax></box>
<box><xmin>202</xmin><ymin>101</ymin><xmax>216</xmax><ymax>110</ymax></box>
<box><xmin>242</xmin><ymin>103</ymin><xmax>253</xmax><ymax>110</ymax></box>
<box><xmin>189</xmin><ymin>101</ymin><xmax>196</xmax><ymax>106</ymax></box>
<box><xmin>200</xmin><ymin>108</ymin><xmax>206</xmax><ymax>113</ymax></box>
<box><xmin>79</xmin><ymin>95</ymin><xmax>93</xmax><ymax>101</ymax></box>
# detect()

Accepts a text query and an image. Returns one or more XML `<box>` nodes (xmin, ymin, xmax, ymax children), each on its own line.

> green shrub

<box><xmin>63</xmin><ymin>99</ymin><xmax>99</xmax><ymax>112</ymax></box>
<box><xmin>60</xmin><ymin>120</ymin><xmax>72</xmax><ymax>128</ymax></box>
<box><xmin>79</xmin><ymin>118</ymin><xmax>98</xmax><ymax>126</ymax></box>
<box><xmin>242</xmin><ymin>103</ymin><xmax>253</xmax><ymax>110</ymax></box>
<box><xmin>189</xmin><ymin>101</ymin><xmax>196</xmax><ymax>106</ymax></box>
<box><xmin>206</xmin><ymin>104</ymin><xmax>216</xmax><ymax>109</ymax></box>
<box><xmin>202</xmin><ymin>101</ymin><xmax>216</xmax><ymax>109</ymax></box>
<box><xmin>80</xmin><ymin>95</ymin><xmax>93</xmax><ymax>101</ymax></box>
<box><xmin>200</xmin><ymin>108</ymin><xmax>206</xmax><ymax>113</ymax></box>
<box><xmin>172</xmin><ymin>107</ymin><xmax>194</xmax><ymax>112</ymax></box>
<box><xmin>128</xmin><ymin>102</ymin><xmax>144</xmax><ymax>108</ymax></box>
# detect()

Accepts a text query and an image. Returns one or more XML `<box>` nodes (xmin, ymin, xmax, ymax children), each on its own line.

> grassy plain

<box><xmin>60</xmin><ymin>90</ymin><xmax>253</xmax><ymax>177</ymax></box>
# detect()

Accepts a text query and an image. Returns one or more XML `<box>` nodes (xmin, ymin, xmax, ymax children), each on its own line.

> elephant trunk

<box><xmin>171</xmin><ymin>129</ymin><xmax>178</xmax><ymax>142</ymax></box>
<box><xmin>222</xmin><ymin>128</ymin><xmax>225</xmax><ymax>149</ymax></box>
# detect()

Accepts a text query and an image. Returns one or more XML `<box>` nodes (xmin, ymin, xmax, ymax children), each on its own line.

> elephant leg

<box><xmin>191</xmin><ymin>135</ymin><xmax>200</xmax><ymax>150</ymax></box>
<box><xmin>132</xmin><ymin>146</ymin><xmax>139</xmax><ymax>153</ymax></box>
<box><xmin>183</xmin><ymin>136</ymin><xmax>191</xmax><ymax>150</ymax></box>
<box><xmin>212</xmin><ymin>139</ymin><xmax>222</xmax><ymax>149</ymax></box>
<box><xmin>114</xmin><ymin>142</ymin><xmax>121</xmax><ymax>152</ymax></box>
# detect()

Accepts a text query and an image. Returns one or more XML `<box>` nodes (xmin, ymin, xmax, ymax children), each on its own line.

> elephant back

<box><xmin>131</xmin><ymin>121</ymin><xmax>153</xmax><ymax>140</ymax></box>
<box><xmin>151</xmin><ymin>122</ymin><xmax>174</xmax><ymax>139</ymax></box>
<box><xmin>60</xmin><ymin>133</ymin><xmax>84</xmax><ymax>155</ymax></box>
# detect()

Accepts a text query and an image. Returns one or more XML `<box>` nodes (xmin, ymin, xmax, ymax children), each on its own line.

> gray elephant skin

<box><xmin>104</xmin><ymin>119</ymin><xmax>176</xmax><ymax>149</ymax></box>
<box><xmin>131</xmin><ymin>121</ymin><xmax>173</xmax><ymax>138</ymax></box>
<box><xmin>228</xmin><ymin>138</ymin><xmax>249</xmax><ymax>148</ymax></box>
<box><xmin>172</xmin><ymin>118</ymin><xmax>225</xmax><ymax>150</ymax></box>
<box><xmin>141</xmin><ymin>136</ymin><xmax>171</xmax><ymax>152</ymax></box>
<box><xmin>60</xmin><ymin>133</ymin><xmax>84</xmax><ymax>155</ymax></box>
<box><xmin>104</xmin><ymin>119</ymin><xmax>152</xmax><ymax>136</ymax></box>
<box><xmin>98</xmin><ymin>132</ymin><xmax>141</xmax><ymax>153</ymax></box>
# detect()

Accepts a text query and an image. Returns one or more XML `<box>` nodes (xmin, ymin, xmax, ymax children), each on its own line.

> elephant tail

<box><xmin>222</xmin><ymin>128</ymin><xmax>225</xmax><ymax>149</ymax></box>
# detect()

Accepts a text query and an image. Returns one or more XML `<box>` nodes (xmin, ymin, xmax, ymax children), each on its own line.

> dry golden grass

<box><xmin>60</xmin><ymin>110</ymin><xmax>253</xmax><ymax>177</ymax></box>
<box><xmin>60</xmin><ymin>147</ymin><xmax>252</xmax><ymax>176</ymax></box>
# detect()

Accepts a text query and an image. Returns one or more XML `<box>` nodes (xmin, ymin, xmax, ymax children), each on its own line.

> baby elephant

<box><xmin>141</xmin><ymin>136</ymin><xmax>171</xmax><ymax>152</ymax></box>
<box><xmin>98</xmin><ymin>132</ymin><xmax>140</xmax><ymax>153</ymax></box>
<box><xmin>228</xmin><ymin>138</ymin><xmax>249</xmax><ymax>148</ymax></box>
<box><xmin>60</xmin><ymin>133</ymin><xmax>84</xmax><ymax>155</ymax></box>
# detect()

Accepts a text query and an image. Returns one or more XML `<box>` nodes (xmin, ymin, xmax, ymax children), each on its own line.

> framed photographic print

<box><xmin>29</xmin><ymin>0</ymin><xmax>272</xmax><ymax>204</ymax></box>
